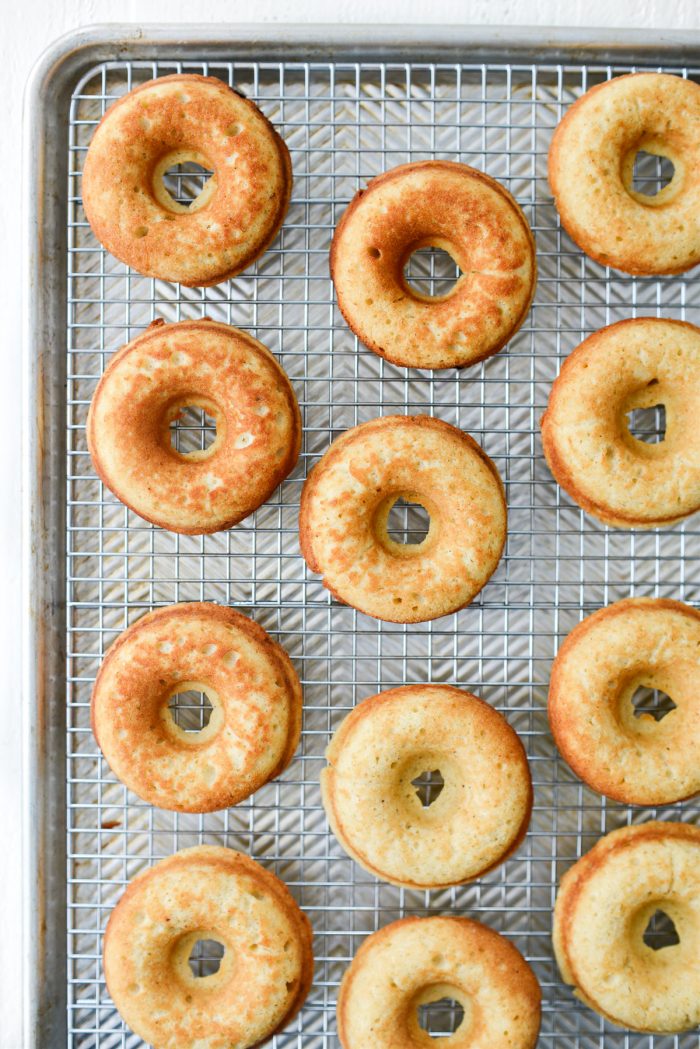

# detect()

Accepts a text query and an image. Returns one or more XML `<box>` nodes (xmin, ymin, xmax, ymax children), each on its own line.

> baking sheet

<box><xmin>24</xmin><ymin>24</ymin><xmax>700</xmax><ymax>1049</ymax></box>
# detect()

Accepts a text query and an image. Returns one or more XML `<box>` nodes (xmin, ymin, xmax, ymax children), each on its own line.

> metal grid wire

<box><xmin>65</xmin><ymin>52</ymin><xmax>700</xmax><ymax>1049</ymax></box>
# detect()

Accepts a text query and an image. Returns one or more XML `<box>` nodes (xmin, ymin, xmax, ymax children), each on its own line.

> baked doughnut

<box><xmin>104</xmin><ymin>846</ymin><xmax>313</xmax><ymax>1049</ymax></box>
<box><xmin>92</xmin><ymin>602</ymin><xmax>302</xmax><ymax>813</ymax></box>
<box><xmin>322</xmin><ymin>685</ymin><xmax>532</xmax><ymax>889</ymax></box>
<box><xmin>549</xmin><ymin>73</ymin><xmax>700</xmax><ymax>275</ymax></box>
<box><xmin>337</xmin><ymin>916</ymin><xmax>541</xmax><ymax>1049</ymax></box>
<box><xmin>549</xmin><ymin>598</ymin><xmax>700</xmax><ymax>806</ymax></box>
<box><xmin>299</xmin><ymin>415</ymin><xmax>506</xmax><ymax>623</ymax></box>
<box><xmin>82</xmin><ymin>73</ymin><xmax>291</xmax><ymax>286</ymax></box>
<box><xmin>553</xmin><ymin>822</ymin><xmax>700</xmax><ymax>1033</ymax></box>
<box><xmin>330</xmin><ymin>160</ymin><xmax>536</xmax><ymax>369</ymax></box>
<box><xmin>87</xmin><ymin>317</ymin><xmax>301</xmax><ymax>534</ymax></box>
<box><xmin>541</xmin><ymin>317</ymin><xmax>700</xmax><ymax>528</ymax></box>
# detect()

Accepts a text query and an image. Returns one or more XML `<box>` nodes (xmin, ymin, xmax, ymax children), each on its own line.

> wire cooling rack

<box><xmin>65</xmin><ymin>54</ymin><xmax>700</xmax><ymax>1049</ymax></box>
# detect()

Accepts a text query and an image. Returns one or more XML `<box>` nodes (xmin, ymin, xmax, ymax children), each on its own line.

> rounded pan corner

<box><xmin>24</xmin><ymin>24</ymin><xmax>146</xmax><ymax>113</ymax></box>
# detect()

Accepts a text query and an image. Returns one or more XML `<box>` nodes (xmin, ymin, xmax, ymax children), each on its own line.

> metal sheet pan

<box><xmin>24</xmin><ymin>23</ymin><xmax>700</xmax><ymax>1049</ymax></box>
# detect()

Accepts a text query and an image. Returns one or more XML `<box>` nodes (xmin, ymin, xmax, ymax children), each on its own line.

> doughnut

<box><xmin>104</xmin><ymin>846</ymin><xmax>313</xmax><ymax>1049</ymax></box>
<box><xmin>553</xmin><ymin>822</ymin><xmax>700</xmax><ymax>1033</ymax></box>
<box><xmin>87</xmin><ymin>317</ymin><xmax>301</xmax><ymax>534</ymax></box>
<box><xmin>541</xmin><ymin>317</ymin><xmax>700</xmax><ymax>528</ymax></box>
<box><xmin>549</xmin><ymin>598</ymin><xmax>700</xmax><ymax>806</ymax></box>
<box><xmin>82</xmin><ymin>73</ymin><xmax>291</xmax><ymax>286</ymax></box>
<box><xmin>91</xmin><ymin>602</ymin><xmax>302</xmax><ymax>813</ymax></box>
<box><xmin>549</xmin><ymin>73</ymin><xmax>700</xmax><ymax>275</ymax></box>
<box><xmin>337</xmin><ymin>916</ymin><xmax>541</xmax><ymax>1049</ymax></box>
<box><xmin>299</xmin><ymin>415</ymin><xmax>506</xmax><ymax>623</ymax></box>
<box><xmin>330</xmin><ymin>160</ymin><xmax>536</xmax><ymax>369</ymax></box>
<box><xmin>322</xmin><ymin>685</ymin><xmax>532</xmax><ymax>889</ymax></box>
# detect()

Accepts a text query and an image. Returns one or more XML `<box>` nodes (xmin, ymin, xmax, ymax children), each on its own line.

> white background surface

<box><xmin>3</xmin><ymin>2</ymin><xmax>699</xmax><ymax>1046</ymax></box>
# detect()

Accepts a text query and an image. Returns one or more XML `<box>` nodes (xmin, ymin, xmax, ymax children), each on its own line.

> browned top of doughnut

<box><xmin>299</xmin><ymin>415</ymin><xmax>507</xmax><ymax>623</ymax></box>
<box><xmin>82</xmin><ymin>74</ymin><xmax>292</xmax><ymax>287</ymax></box>
<box><xmin>330</xmin><ymin>160</ymin><xmax>536</xmax><ymax>370</ymax></box>
<box><xmin>91</xmin><ymin>603</ymin><xmax>302</xmax><ymax>812</ymax></box>
<box><xmin>104</xmin><ymin>846</ymin><xmax>314</xmax><ymax>1049</ymax></box>
<box><xmin>87</xmin><ymin>318</ymin><xmax>301</xmax><ymax>534</ymax></box>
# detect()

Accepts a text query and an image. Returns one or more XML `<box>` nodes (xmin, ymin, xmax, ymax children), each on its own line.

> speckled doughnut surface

<box><xmin>92</xmin><ymin>603</ymin><xmax>302</xmax><ymax>813</ymax></box>
<box><xmin>82</xmin><ymin>74</ymin><xmax>292</xmax><ymax>286</ymax></box>
<box><xmin>337</xmin><ymin>916</ymin><xmax>541</xmax><ymax>1049</ymax></box>
<box><xmin>299</xmin><ymin>415</ymin><xmax>507</xmax><ymax>623</ymax></box>
<box><xmin>549</xmin><ymin>73</ymin><xmax>700</xmax><ymax>275</ymax></box>
<box><xmin>541</xmin><ymin>317</ymin><xmax>700</xmax><ymax>528</ymax></box>
<box><xmin>331</xmin><ymin>160</ymin><xmax>536</xmax><ymax>369</ymax></box>
<box><xmin>322</xmin><ymin>685</ymin><xmax>532</xmax><ymax>889</ymax></box>
<box><xmin>553</xmin><ymin>822</ymin><xmax>700</xmax><ymax>1033</ymax></box>
<box><xmin>104</xmin><ymin>846</ymin><xmax>314</xmax><ymax>1049</ymax></box>
<box><xmin>549</xmin><ymin>598</ymin><xmax>700</xmax><ymax>805</ymax></box>
<box><xmin>87</xmin><ymin>318</ymin><xmax>301</xmax><ymax>534</ymax></box>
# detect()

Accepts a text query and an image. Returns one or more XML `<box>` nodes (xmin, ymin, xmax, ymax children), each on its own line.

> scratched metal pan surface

<box><xmin>23</xmin><ymin>23</ymin><xmax>700</xmax><ymax>1049</ymax></box>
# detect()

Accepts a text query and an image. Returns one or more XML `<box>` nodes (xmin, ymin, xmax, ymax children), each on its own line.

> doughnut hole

<box><xmin>171</xmin><ymin>929</ymin><xmax>233</xmax><ymax>990</ymax></box>
<box><xmin>642</xmin><ymin>909</ymin><xmax>681</xmax><ymax>951</ymax></box>
<box><xmin>163</xmin><ymin>397</ymin><xmax>225</xmax><ymax>462</ymax></box>
<box><xmin>617</xmin><ymin>672</ymin><xmax>680</xmax><ymax>739</ymax></box>
<box><xmin>188</xmin><ymin>937</ymin><xmax>226</xmax><ymax>977</ymax></box>
<box><xmin>628</xmin><ymin>897</ymin><xmax>686</xmax><ymax>960</ymax></box>
<box><xmin>621</xmin><ymin>143</ymin><xmax>680</xmax><ymax>207</ymax></box>
<box><xmin>632</xmin><ymin>150</ymin><xmax>675</xmax><ymax>197</ymax></box>
<box><xmin>620</xmin><ymin>381</ymin><xmax>668</xmax><ymax>452</ymax></box>
<box><xmin>418</xmin><ymin>997</ymin><xmax>465</xmax><ymax>1039</ymax></box>
<box><xmin>626</xmin><ymin>403</ymin><xmax>666</xmax><ymax>445</ymax></box>
<box><xmin>398</xmin><ymin>752</ymin><xmax>459</xmax><ymax>823</ymax></box>
<box><xmin>411</xmin><ymin>769</ymin><xmax>445</xmax><ymax>808</ymax></box>
<box><xmin>162</xmin><ymin>680</ymin><xmax>225</xmax><ymax>745</ymax></box>
<box><xmin>169</xmin><ymin>404</ymin><xmax>218</xmax><ymax>457</ymax></box>
<box><xmin>631</xmin><ymin>684</ymin><xmax>677</xmax><ymax>723</ymax></box>
<box><xmin>152</xmin><ymin>149</ymin><xmax>218</xmax><ymax>215</ymax></box>
<box><xmin>403</xmin><ymin>242</ymin><xmax>463</xmax><ymax>300</ymax></box>
<box><xmin>387</xmin><ymin>498</ymin><xmax>431</xmax><ymax>546</ymax></box>
<box><xmin>374</xmin><ymin>492</ymin><xmax>437</xmax><ymax>557</ymax></box>
<box><xmin>410</xmin><ymin>984</ymin><xmax>471</xmax><ymax>1043</ymax></box>
<box><xmin>168</xmin><ymin>688</ymin><xmax>213</xmax><ymax>732</ymax></box>
<box><xmin>162</xmin><ymin>161</ymin><xmax>214</xmax><ymax>207</ymax></box>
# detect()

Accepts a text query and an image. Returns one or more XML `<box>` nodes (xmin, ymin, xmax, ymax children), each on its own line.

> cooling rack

<box><xmin>23</xmin><ymin>24</ymin><xmax>700</xmax><ymax>1049</ymax></box>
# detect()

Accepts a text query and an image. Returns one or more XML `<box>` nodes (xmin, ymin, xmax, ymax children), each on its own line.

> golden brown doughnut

<box><xmin>91</xmin><ymin>603</ymin><xmax>302</xmax><ymax>813</ymax></box>
<box><xmin>553</xmin><ymin>822</ymin><xmax>700</xmax><ymax>1033</ymax></box>
<box><xmin>330</xmin><ymin>160</ymin><xmax>536</xmax><ymax>369</ymax></box>
<box><xmin>322</xmin><ymin>685</ymin><xmax>532</xmax><ymax>889</ymax></box>
<box><xmin>299</xmin><ymin>415</ymin><xmax>506</xmax><ymax>623</ymax></box>
<box><xmin>541</xmin><ymin>318</ymin><xmax>700</xmax><ymax>528</ymax></box>
<box><xmin>87</xmin><ymin>318</ymin><xmax>301</xmax><ymax>534</ymax></box>
<box><xmin>549</xmin><ymin>598</ymin><xmax>700</xmax><ymax>805</ymax></box>
<box><xmin>337</xmin><ymin>916</ymin><xmax>541</xmax><ymax>1049</ymax></box>
<box><xmin>549</xmin><ymin>73</ymin><xmax>700</xmax><ymax>275</ymax></box>
<box><xmin>82</xmin><ymin>73</ymin><xmax>292</xmax><ymax>286</ymax></box>
<box><xmin>104</xmin><ymin>846</ymin><xmax>314</xmax><ymax>1049</ymax></box>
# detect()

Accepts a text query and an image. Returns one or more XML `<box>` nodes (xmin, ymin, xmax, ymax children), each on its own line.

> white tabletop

<box><xmin>3</xmin><ymin>2</ymin><xmax>699</xmax><ymax>1045</ymax></box>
